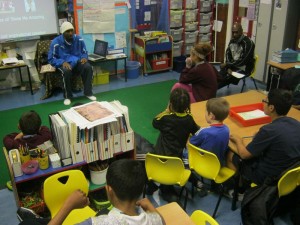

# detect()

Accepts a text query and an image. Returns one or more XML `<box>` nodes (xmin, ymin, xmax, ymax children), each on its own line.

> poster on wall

<box><xmin>82</xmin><ymin>0</ymin><xmax>115</xmax><ymax>33</ymax></box>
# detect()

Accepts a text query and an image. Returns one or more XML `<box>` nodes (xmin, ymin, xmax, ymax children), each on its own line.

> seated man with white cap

<box><xmin>48</xmin><ymin>21</ymin><xmax>96</xmax><ymax>105</ymax></box>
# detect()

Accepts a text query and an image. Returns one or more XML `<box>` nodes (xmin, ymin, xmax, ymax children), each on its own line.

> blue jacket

<box><xmin>48</xmin><ymin>34</ymin><xmax>88</xmax><ymax>69</ymax></box>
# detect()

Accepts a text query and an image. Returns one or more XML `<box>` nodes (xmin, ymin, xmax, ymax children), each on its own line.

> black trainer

<box><xmin>17</xmin><ymin>207</ymin><xmax>41</xmax><ymax>222</ymax></box>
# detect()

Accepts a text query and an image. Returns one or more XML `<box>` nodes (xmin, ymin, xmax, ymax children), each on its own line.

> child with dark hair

<box><xmin>19</xmin><ymin>159</ymin><xmax>165</xmax><ymax>225</ymax></box>
<box><xmin>149</xmin><ymin>88</ymin><xmax>199</xmax><ymax>202</ymax></box>
<box><xmin>3</xmin><ymin>110</ymin><xmax>52</xmax><ymax>151</ymax></box>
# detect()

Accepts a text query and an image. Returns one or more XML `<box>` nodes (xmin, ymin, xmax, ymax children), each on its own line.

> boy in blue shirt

<box><xmin>189</xmin><ymin>98</ymin><xmax>230</xmax><ymax>194</ymax></box>
<box><xmin>190</xmin><ymin>97</ymin><xmax>230</xmax><ymax>166</ymax></box>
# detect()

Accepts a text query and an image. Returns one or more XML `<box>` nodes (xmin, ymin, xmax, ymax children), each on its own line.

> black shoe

<box><xmin>17</xmin><ymin>207</ymin><xmax>41</xmax><ymax>222</ymax></box>
<box><xmin>146</xmin><ymin>182</ymin><xmax>159</xmax><ymax>195</ymax></box>
<box><xmin>159</xmin><ymin>190</ymin><xmax>178</xmax><ymax>203</ymax></box>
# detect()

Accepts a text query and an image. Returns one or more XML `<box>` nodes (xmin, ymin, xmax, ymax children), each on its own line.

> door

<box><xmin>267</xmin><ymin>0</ymin><xmax>289</xmax><ymax>64</ymax></box>
<box><xmin>254</xmin><ymin>1</ymin><xmax>273</xmax><ymax>82</ymax></box>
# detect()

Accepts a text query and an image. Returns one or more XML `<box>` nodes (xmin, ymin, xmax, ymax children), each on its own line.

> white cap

<box><xmin>60</xmin><ymin>21</ymin><xmax>74</xmax><ymax>34</ymax></box>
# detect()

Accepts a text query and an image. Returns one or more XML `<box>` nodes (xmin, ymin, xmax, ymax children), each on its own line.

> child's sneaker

<box><xmin>195</xmin><ymin>181</ymin><xmax>207</xmax><ymax>197</ymax></box>
<box><xmin>226</xmin><ymin>189</ymin><xmax>244</xmax><ymax>201</ymax></box>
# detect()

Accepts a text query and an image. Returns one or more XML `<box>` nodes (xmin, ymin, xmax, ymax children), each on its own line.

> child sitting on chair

<box><xmin>148</xmin><ymin>88</ymin><xmax>199</xmax><ymax>202</ymax></box>
<box><xmin>3</xmin><ymin>110</ymin><xmax>52</xmax><ymax>151</ymax></box>
<box><xmin>189</xmin><ymin>97</ymin><xmax>230</xmax><ymax>194</ymax></box>
<box><xmin>18</xmin><ymin>159</ymin><xmax>165</xmax><ymax>225</ymax></box>
<box><xmin>190</xmin><ymin>97</ymin><xmax>230</xmax><ymax>165</ymax></box>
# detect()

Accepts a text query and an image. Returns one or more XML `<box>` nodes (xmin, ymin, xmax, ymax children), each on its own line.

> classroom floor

<box><xmin>0</xmin><ymin>70</ymin><xmax>293</xmax><ymax>225</ymax></box>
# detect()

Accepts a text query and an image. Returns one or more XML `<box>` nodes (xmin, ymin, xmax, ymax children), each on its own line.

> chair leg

<box><xmin>231</xmin><ymin>175</ymin><xmax>239</xmax><ymax>211</ymax></box>
<box><xmin>143</xmin><ymin>181</ymin><xmax>147</xmax><ymax>198</ymax></box>
<box><xmin>240</xmin><ymin>78</ymin><xmax>246</xmax><ymax>93</ymax></box>
<box><xmin>252</xmin><ymin>78</ymin><xmax>258</xmax><ymax>90</ymax></box>
<box><xmin>213</xmin><ymin>192</ymin><xmax>223</xmax><ymax>218</ymax></box>
<box><xmin>183</xmin><ymin>187</ymin><xmax>188</xmax><ymax>210</ymax></box>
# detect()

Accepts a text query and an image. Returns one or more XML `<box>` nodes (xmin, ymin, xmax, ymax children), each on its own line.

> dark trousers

<box><xmin>58</xmin><ymin>62</ymin><xmax>93</xmax><ymax>99</ymax></box>
<box><xmin>19</xmin><ymin>218</ymin><xmax>50</xmax><ymax>225</ymax></box>
<box><xmin>218</xmin><ymin>67</ymin><xmax>247</xmax><ymax>89</ymax></box>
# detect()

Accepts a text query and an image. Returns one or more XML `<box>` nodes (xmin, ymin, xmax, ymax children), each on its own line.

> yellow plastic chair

<box><xmin>277</xmin><ymin>166</ymin><xmax>300</xmax><ymax>197</ymax></box>
<box><xmin>251</xmin><ymin>166</ymin><xmax>300</xmax><ymax>196</ymax></box>
<box><xmin>145</xmin><ymin>153</ymin><xmax>191</xmax><ymax>210</ymax></box>
<box><xmin>43</xmin><ymin>170</ymin><xmax>96</xmax><ymax>225</ymax></box>
<box><xmin>191</xmin><ymin>210</ymin><xmax>220</xmax><ymax>225</ymax></box>
<box><xmin>240</xmin><ymin>55</ymin><xmax>259</xmax><ymax>92</ymax></box>
<box><xmin>187</xmin><ymin>142</ymin><xmax>235</xmax><ymax>218</ymax></box>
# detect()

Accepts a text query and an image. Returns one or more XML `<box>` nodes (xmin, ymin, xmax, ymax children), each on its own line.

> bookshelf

<box><xmin>135</xmin><ymin>35</ymin><xmax>173</xmax><ymax>75</ymax></box>
<box><xmin>4</xmin><ymin>101</ymin><xmax>135</xmax><ymax>213</ymax></box>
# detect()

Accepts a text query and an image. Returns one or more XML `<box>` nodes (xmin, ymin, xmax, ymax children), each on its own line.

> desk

<box><xmin>89</xmin><ymin>56</ymin><xmax>128</xmax><ymax>81</ymax></box>
<box><xmin>0</xmin><ymin>63</ymin><xmax>33</xmax><ymax>94</ymax></box>
<box><xmin>191</xmin><ymin>90</ymin><xmax>300</xmax><ymax>150</ymax></box>
<box><xmin>157</xmin><ymin>202</ymin><xmax>195</xmax><ymax>225</ymax></box>
<box><xmin>266</xmin><ymin>61</ymin><xmax>300</xmax><ymax>91</ymax></box>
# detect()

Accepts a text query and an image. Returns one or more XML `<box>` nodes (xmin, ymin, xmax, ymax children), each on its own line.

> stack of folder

<box><xmin>272</xmin><ymin>49</ymin><xmax>298</xmax><ymax>63</ymax></box>
<box><xmin>49</xmin><ymin>101</ymin><xmax>134</xmax><ymax>164</ymax></box>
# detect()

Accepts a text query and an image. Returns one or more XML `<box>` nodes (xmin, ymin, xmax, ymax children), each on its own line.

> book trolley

<box><xmin>3</xmin><ymin>101</ymin><xmax>135</xmax><ymax>213</ymax></box>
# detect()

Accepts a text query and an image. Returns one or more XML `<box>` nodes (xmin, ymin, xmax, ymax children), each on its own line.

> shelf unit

<box><xmin>135</xmin><ymin>35</ymin><xmax>173</xmax><ymax>75</ymax></box>
<box><xmin>169</xmin><ymin>0</ymin><xmax>214</xmax><ymax>57</ymax></box>
<box><xmin>4</xmin><ymin>102</ymin><xmax>136</xmax><ymax>213</ymax></box>
<box><xmin>4</xmin><ymin>147</ymin><xmax>135</xmax><ymax>213</ymax></box>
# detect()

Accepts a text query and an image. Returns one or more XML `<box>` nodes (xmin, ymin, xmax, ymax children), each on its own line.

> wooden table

<box><xmin>266</xmin><ymin>61</ymin><xmax>300</xmax><ymax>91</ymax></box>
<box><xmin>157</xmin><ymin>202</ymin><xmax>195</xmax><ymax>225</ymax></box>
<box><xmin>0</xmin><ymin>63</ymin><xmax>33</xmax><ymax>94</ymax></box>
<box><xmin>191</xmin><ymin>90</ymin><xmax>300</xmax><ymax>150</ymax></box>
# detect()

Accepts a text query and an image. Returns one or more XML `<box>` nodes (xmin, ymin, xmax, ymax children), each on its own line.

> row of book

<box><xmin>49</xmin><ymin>101</ymin><xmax>134</xmax><ymax>164</ymax></box>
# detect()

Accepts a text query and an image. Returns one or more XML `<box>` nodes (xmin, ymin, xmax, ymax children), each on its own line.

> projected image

<box><xmin>0</xmin><ymin>1</ymin><xmax>15</xmax><ymax>13</ymax></box>
<box><xmin>0</xmin><ymin>0</ymin><xmax>58</xmax><ymax>41</ymax></box>
<box><xmin>24</xmin><ymin>0</ymin><xmax>36</xmax><ymax>12</ymax></box>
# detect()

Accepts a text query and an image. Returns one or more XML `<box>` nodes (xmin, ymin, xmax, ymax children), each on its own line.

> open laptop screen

<box><xmin>94</xmin><ymin>40</ymin><xmax>108</xmax><ymax>57</ymax></box>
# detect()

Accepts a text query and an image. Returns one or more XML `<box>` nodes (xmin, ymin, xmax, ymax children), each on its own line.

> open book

<box><xmin>2</xmin><ymin>57</ymin><xmax>19</xmax><ymax>65</ymax></box>
<box><xmin>40</xmin><ymin>64</ymin><xmax>56</xmax><ymax>73</ymax></box>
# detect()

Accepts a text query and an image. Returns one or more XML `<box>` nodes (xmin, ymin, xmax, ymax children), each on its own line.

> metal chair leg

<box><xmin>252</xmin><ymin>78</ymin><xmax>258</xmax><ymax>90</ymax></box>
<box><xmin>240</xmin><ymin>78</ymin><xmax>246</xmax><ymax>93</ymax></box>
<box><xmin>213</xmin><ymin>192</ymin><xmax>223</xmax><ymax>218</ymax></box>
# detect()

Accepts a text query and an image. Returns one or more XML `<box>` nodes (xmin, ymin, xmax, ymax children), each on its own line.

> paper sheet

<box><xmin>231</xmin><ymin>71</ymin><xmax>245</xmax><ymax>79</ymax></box>
<box><xmin>238</xmin><ymin>109</ymin><xmax>266</xmax><ymax>120</ymax></box>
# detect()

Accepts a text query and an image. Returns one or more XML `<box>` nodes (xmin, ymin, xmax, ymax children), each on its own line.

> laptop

<box><xmin>88</xmin><ymin>40</ymin><xmax>108</xmax><ymax>61</ymax></box>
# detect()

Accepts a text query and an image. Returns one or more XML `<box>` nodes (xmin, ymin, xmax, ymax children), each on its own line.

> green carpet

<box><xmin>0</xmin><ymin>80</ymin><xmax>176</xmax><ymax>189</ymax></box>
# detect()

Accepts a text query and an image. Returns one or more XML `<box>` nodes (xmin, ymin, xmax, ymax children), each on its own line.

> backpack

<box><xmin>241</xmin><ymin>178</ymin><xmax>278</xmax><ymax>225</ymax></box>
<box><xmin>241</xmin><ymin>161</ymin><xmax>300</xmax><ymax>225</ymax></box>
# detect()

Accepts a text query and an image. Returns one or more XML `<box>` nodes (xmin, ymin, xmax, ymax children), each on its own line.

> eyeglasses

<box><xmin>262</xmin><ymin>99</ymin><xmax>269</xmax><ymax>104</ymax></box>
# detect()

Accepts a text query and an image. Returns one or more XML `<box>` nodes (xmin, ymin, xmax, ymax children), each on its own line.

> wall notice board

<box><xmin>73</xmin><ymin>0</ymin><xmax>130</xmax><ymax>56</ymax></box>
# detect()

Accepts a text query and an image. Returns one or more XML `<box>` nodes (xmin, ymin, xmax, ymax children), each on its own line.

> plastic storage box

<box><xmin>184</xmin><ymin>43</ymin><xmax>194</xmax><ymax>55</ymax></box>
<box><xmin>186</xmin><ymin>0</ymin><xmax>198</xmax><ymax>9</ymax></box>
<box><xmin>151</xmin><ymin>58</ymin><xmax>170</xmax><ymax>70</ymax></box>
<box><xmin>199</xmin><ymin>24</ymin><xmax>212</xmax><ymax>33</ymax></box>
<box><xmin>199</xmin><ymin>33</ymin><xmax>211</xmax><ymax>42</ymax></box>
<box><xmin>173</xmin><ymin>56</ymin><xmax>187</xmax><ymax>73</ymax></box>
<box><xmin>170</xmin><ymin>10</ymin><xmax>184</xmax><ymax>28</ymax></box>
<box><xmin>199</xmin><ymin>0</ymin><xmax>212</xmax><ymax>12</ymax></box>
<box><xmin>229</xmin><ymin>103</ymin><xmax>272</xmax><ymax>127</ymax></box>
<box><xmin>185</xmin><ymin>22</ymin><xmax>198</xmax><ymax>31</ymax></box>
<box><xmin>170</xmin><ymin>28</ymin><xmax>184</xmax><ymax>41</ymax></box>
<box><xmin>185</xmin><ymin>31</ymin><xmax>199</xmax><ymax>44</ymax></box>
<box><xmin>173</xmin><ymin>41</ymin><xmax>183</xmax><ymax>57</ymax></box>
<box><xmin>93</xmin><ymin>71</ymin><xmax>109</xmax><ymax>85</ymax></box>
<box><xmin>170</xmin><ymin>0</ymin><xmax>183</xmax><ymax>9</ymax></box>
<box><xmin>185</xmin><ymin>9</ymin><xmax>198</xmax><ymax>22</ymax></box>
<box><xmin>199</xmin><ymin>12</ymin><xmax>212</xmax><ymax>25</ymax></box>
